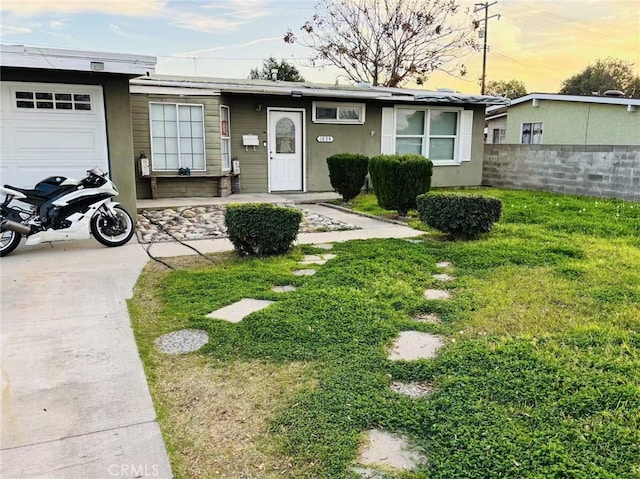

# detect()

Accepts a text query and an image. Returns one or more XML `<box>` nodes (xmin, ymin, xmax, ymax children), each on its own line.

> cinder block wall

<box><xmin>483</xmin><ymin>145</ymin><xmax>640</xmax><ymax>202</ymax></box>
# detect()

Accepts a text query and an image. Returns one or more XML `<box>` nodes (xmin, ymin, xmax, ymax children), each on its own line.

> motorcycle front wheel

<box><xmin>90</xmin><ymin>205</ymin><xmax>135</xmax><ymax>247</ymax></box>
<box><xmin>0</xmin><ymin>228</ymin><xmax>21</xmax><ymax>257</ymax></box>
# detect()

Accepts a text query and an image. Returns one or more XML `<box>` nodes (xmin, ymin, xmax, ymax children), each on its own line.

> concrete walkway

<box><xmin>0</xmin><ymin>202</ymin><xmax>423</xmax><ymax>478</ymax></box>
<box><xmin>144</xmin><ymin>204</ymin><xmax>423</xmax><ymax>257</ymax></box>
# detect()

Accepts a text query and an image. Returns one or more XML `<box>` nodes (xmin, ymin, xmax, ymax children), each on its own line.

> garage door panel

<box><xmin>0</xmin><ymin>82</ymin><xmax>108</xmax><ymax>188</ymax></box>
<box><xmin>13</xmin><ymin>128</ymin><xmax>102</xmax><ymax>155</ymax></box>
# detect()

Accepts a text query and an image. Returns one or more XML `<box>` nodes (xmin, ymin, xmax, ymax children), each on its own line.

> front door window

<box><xmin>275</xmin><ymin>118</ymin><xmax>296</xmax><ymax>154</ymax></box>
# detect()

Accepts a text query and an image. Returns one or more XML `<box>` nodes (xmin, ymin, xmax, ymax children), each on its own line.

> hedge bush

<box><xmin>369</xmin><ymin>154</ymin><xmax>433</xmax><ymax>216</ymax></box>
<box><xmin>326</xmin><ymin>153</ymin><xmax>369</xmax><ymax>202</ymax></box>
<box><xmin>417</xmin><ymin>193</ymin><xmax>503</xmax><ymax>239</ymax></box>
<box><xmin>225</xmin><ymin>203</ymin><xmax>302</xmax><ymax>256</ymax></box>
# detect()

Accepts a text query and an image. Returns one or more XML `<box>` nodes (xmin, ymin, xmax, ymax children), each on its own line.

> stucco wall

<box><xmin>1</xmin><ymin>68</ymin><xmax>137</xmax><ymax>215</ymax></box>
<box><xmin>505</xmin><ymin>100</ymin><xmax>640</xmax><ymax>145</ymax></box>
<box><xmin>483</xmin><ymin>144</ymin><xmax>640</xmax><ymax>202</ymax></box>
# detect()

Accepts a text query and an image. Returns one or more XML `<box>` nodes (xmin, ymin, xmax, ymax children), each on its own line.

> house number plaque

<box><xmin>316</xmin><ymin>136</ymin><xmax>334</xmax><ymax>143</ymax></box>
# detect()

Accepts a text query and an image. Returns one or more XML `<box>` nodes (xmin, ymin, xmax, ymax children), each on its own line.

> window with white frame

<box><xmin>220</xmin><ymin>105</ymin><xmax>231</xmax><ymax>171</ymax></box>
<box><xmin>395</xmin><ymin>108</ymin><xmax>460</xmax><ymax>161</ymax></box>
<box><xmin>521</xmin><ymin>122</ymin><xmax>543</xmax><ymax>144</ymax></box>
<box><xmin>312</xmin><ymin>101</ymin><xmax>365</xmax><ymax>124</ymax></box>
<box><xmin>492</xmin><ymin>128</ymin><xmax>506</xmax><ymax>144</ymax></box>
<box><xmin>149</xmin><ymin>103</ymin><xmax>205</xmax><ymax>171</ymax></box>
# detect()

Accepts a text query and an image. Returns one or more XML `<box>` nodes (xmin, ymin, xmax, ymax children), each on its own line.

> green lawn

<box><xmin>129</xmin><ymin>188</ymin><xmax>640</xmax><ymax>478</ymax></box>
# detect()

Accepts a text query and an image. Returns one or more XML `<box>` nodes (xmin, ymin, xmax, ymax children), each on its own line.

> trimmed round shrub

<box><xmin>225</xmin><ymin>203</ymin><xmax>302</xmax><ymax>256</ymax></box>
<box><xmin>369</xmin><ymin>154</ymin><xmax>433</xmax><ymax>216</ymax></box>
<box><xmin>417</xmin><ymin>193</ymin><xmax>503</xmax><ymax>239</ymax></box>
<box><xmin>326</xmin><ymin>153</ymin><xmax>369</xmax><ymax>202</ymax></box>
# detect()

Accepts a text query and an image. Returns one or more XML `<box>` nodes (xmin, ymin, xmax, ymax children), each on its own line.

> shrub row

<box><xmin>225</xmin><ymin>203</ymin><xmax>302</xmax><ymax>256</ymax></box>
<box><xmin>417</xmin><ymin>193</ymin><xmax>503</xmax><ymax>238</ymax></box>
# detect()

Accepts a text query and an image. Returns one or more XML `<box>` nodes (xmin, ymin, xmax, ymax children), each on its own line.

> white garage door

<box><xmin>0</xmin><ymin>81</ymin><xmax>108</xmax><ymax>189</ymax></box>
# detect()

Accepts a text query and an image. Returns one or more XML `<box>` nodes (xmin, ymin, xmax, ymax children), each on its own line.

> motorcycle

<box><xmin>0</xmin><ymin>167</ymin><xmax>135</xmax><ymax>257</ymax></box>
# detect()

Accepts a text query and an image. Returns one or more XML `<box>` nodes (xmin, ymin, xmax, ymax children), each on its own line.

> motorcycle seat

<box><xmin>3</xmin><ymin>184</ymin><xmax>65</xmax><ymax>205</ymax></box>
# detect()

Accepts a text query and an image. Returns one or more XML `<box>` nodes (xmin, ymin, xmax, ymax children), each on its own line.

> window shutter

<box><xmin>460</xmin><ymin>109</ymin><xmax>474</xmax><ymax>162</ymax></box>
<box><xmin>381</xmin><ymin>107</ymin><xmax>394</xmax><ymax>154</ymax></box>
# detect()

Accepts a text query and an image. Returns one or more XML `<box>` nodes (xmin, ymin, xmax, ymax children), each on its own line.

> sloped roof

<box><xmin>130</xmin><ymin>74</ymin><xmax>509</xmax><ymax>105</ymax></box>
<box><xmin>486</xmin><ymin>92</ymin><xmax>640</xmax><ymax>114</ymax></box>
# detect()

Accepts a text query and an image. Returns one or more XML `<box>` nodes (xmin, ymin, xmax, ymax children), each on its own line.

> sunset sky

<box><xmin>1</xmin><ymin>0</ymin><xmax>638</xmax><ymax>94</ymax></box>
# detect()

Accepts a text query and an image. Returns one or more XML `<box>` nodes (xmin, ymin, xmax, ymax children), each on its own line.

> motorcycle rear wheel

<box><xmin>90</xmin><ymin>205</ymin><xmax>135</xmax><ymax>247</ymax></box>
<box><xmin>0</xmin><ymin>228</ymin><xmax>21</xmax><ymax>257</ymax></box>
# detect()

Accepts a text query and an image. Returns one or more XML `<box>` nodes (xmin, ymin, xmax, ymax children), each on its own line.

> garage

<box><xmin>0</xmin><ymin>81</ymin><xmax>108</xmax><ymax>189</ymax></box>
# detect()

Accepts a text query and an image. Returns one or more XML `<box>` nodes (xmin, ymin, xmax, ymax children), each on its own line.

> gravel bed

<box><xmin>136</xmin><ymin>205</ymin><xmax>359</xmax><ymax>243</ymax></box>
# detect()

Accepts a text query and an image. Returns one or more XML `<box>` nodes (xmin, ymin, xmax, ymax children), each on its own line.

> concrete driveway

<box><xmin>0</xmin><ymin>240</ymin><xmax>172</xmax><ymax>478</ymax></box>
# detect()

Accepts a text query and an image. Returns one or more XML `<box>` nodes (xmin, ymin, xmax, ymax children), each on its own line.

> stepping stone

<box><xmin>351</xmin><ymin>466</ymin><xmax>386</xmax><ymax>478</ymax></box>
<box><xmin>312</xmin><ymin>243</ymin><xmax>334</xmax><ymax>250</ymax></box>
<box><xmin>424</xmin><ymin>289</ymin><xmax>451</xmax><ymax>300</ymax></box>
<box><xmin>432</xmin><ymin>273</ymin><xmax>454</xmax><ymax>282</ymax></box>
<box><xmin>435</xmin><ymin>261</ymin><xmax>452</xmax><ymax>269</ymax></box>
<box><xmin>299</xmin><ymin>253</ymin><xmax>337</xmax><ymax>265</ymax></box>
<box><xmin>206</xmin><ymin>298</ymin><xmax>273</xmax><ymax>323</ymax></box>
<box><xmin>358</xmin><ymin>429</ymin><xmax>426</xmax><ymax>470</ymax></box>
<box><xmin>390</xmin><ymin>381</ymin><xmax>435</xmax><ymax>398</ymax></box>
<box><xmin>388</xmin><ymin>331</ymin><xmax>444</xmax><ymax>361</ymax></box>
<box><xmin>405</xmin><ymin>239</ymin><xmax>423</xmax><ymax>244</ymax></box>
<box><xmin>412</xmin><ymin>313</ymin><xmax>442</xmax><ymax>324</ymax></box>
<box><xmin>271</xmin><ymin>285</ymin><xmax>297</xmax><ymax>293</ymax></box>
<box><xmin>155</xmin><ymin>329</ymin><xmax>209</xmax><ymax>355</ymax></box>
<box><xmin>293</xmin><ymin>269</ymin><xmax>317</xmax><ymax>276</ymax></box>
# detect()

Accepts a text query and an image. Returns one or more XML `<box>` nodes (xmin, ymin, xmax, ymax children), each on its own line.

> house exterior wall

<box><xmin>486</xmin><ymin>117</ymin><xmax>507</xmax><ymax>144</ymax></box>
<box><xmin>221</xmin><ymin>94</ymin><xmax>384</xmax><ymax>193</ymax></box>
<box><xmin>131</xmin><ymin>93</ymin><xmax>222</xmax><ymax>198</ymax></box>
<box><xmin>0</xmin><ymin>68</ymin><xmax>137</xmax><ymax>214</ymax></box>
<box><xmin>505</xmin><ymin>101</ymin><xmax>640</xmax><ymax>145</ymax></box>
<box><xmin>131</xmin><ymin>91</ymin><xmax>490</xmax><ymax>197</ymax></box>
<box><xmin>222</xmin><ymin>95</ymin><xmax>487</xmax><ymax>192</ymax></box>
<box><xmin>483</xmin><ymin>144</ymin><xmax>640</xmax><ymax>202</ymax></box>
<box><xmin>431</xmin><ymin>106</ymin><xmax>486</xmax><ymax>187</ymax></box>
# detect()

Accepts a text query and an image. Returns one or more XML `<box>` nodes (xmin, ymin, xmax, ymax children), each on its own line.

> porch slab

<box><xmin>206</xmin><ymin>298</ymin><xmax>273</xmax><ymax>323</ymax></box>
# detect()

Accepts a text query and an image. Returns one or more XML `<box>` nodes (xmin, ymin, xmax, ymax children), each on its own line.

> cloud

<box><xmin>169</xmin><ymin>10</ymin><xmax>245</xmax><ymax>32</ymax></box>
<box><xmin>0</xmin><ymin>24</ymin><xmax>32</xmax><ymax>34</ymax></box>
<box><xmin>0</xmin><ymin>0</ymin><xmax>166</xmax><ymax>17</ymax></box>
<box><xmin>178</xmin><ymin>36</ymin><xmax>283</xmax><ymax>57</ymax></box>
<box><xmin>49</xmin><ymin>19</ymin><xmax>67</xmax><ymax>30</ymax></box>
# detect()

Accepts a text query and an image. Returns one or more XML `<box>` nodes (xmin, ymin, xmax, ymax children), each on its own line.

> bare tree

<box><xmin>284</xmin><ymin>0</ymin><xmax>478</xmax><ymax>87</ymax></box>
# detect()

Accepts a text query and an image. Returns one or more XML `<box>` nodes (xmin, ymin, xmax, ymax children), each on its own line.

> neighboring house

<box><xmin>130</xmin><ymin>75</ymin><xmax>508</xmax><ymax>199</ymax></box>
<box><xmin>0</xmin><ymin>44</ymin><xmax>156</xmax><ymax>214</ymax></box>
<box><xmin>486</xmin><ymin>93</ymin><xmax>640</xmax><ymax>145</ymax></box>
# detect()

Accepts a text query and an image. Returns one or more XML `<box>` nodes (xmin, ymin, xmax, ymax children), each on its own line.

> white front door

<box><xmin>268</xmin><ymin>109</ymin><xmax>304</xmax><ymax>191</ymax></box>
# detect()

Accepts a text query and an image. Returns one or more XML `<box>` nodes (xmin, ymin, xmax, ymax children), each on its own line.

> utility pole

<box><xmin>474</xmin><ymin>2</ymin><xmax>500</xmax><ymax>95</ymax></box>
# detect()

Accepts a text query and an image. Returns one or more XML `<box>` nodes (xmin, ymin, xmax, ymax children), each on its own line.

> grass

<box><xmin>129</xmin><ymin>188</ymin><xmax>640</xmax><ymax>478</ymax></box>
